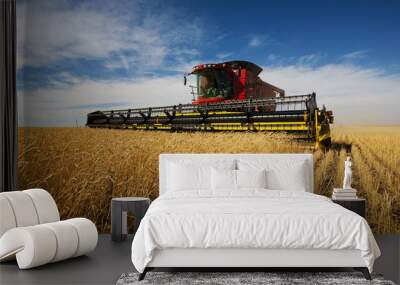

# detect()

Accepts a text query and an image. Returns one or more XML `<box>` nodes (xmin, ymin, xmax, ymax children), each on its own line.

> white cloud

<box><xmin>213</xmin><ymin>32</ymin><xmax>231</xmax><ymax>43</ymax></box>
<box><xmin>19</xmin><ymin>63</ymin><xmax>400</xmax><ymax>126</ymax></box>
<box><xmin>297</xmin><ymin>54</ymin><xmax>322</xmax><ymax>66</ymax></box>
<box><xmin>342</xmin><ymin>50</ymin><xmax>368</xmax><ymax>60</ymax></box>
<box><xmin>17</xmin><ymin>1</ymin><xmax>203</xmax><ymax>70</ymax></box>
<box><xmin>216</xmin><ymin>52</ymin><xmax>233</xmax><ymax>60</ymax></box>
<box><xmin>19</xmin><ymin>75</ymin><xmax>191</xmax><ymax>127</ymax></box>
<box><xmin>261</xmin><ymin>64</ymin><xmax>400</xmax><ymax>124</ymax></box>
<box><xmin>18</xmin><ymin>1</ymin><xmax>131</xmax><ymax>67</ymax></box>
<box><xmin>248</xmin><ymin>36</ymin><xmax>264</xmax><ymax>47</ymax></box>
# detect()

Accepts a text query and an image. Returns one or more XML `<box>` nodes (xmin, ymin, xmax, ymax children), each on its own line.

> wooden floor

<box><xmin>0</xmin><ymin>234</ymin><xmax>399</xmax><ymax>285</ymax></box>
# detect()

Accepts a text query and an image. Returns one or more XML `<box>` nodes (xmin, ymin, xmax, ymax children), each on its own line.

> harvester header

<box><xmin>87</xmin><ymin>60</ymin><xmax>333</xmax><ymax>147</ymax></box>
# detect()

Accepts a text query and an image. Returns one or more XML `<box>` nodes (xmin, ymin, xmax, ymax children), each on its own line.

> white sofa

<box><xmin>0</xmin><ymin>188</ymin><xmax>98</xmax><ymax>269</ymax></box>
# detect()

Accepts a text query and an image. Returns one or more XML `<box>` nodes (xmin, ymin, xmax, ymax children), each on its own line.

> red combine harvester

<box><xmin>87</xmin><ymin>60</ymin><xmax>333</xmax><ymax>147</ymax></box>
<box><xmin>190</xmin><ymin>61</ymin><xmax>284</xmax><ymax>105</ymax></box>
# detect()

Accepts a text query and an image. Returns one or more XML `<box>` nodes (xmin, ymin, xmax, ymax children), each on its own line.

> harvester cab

<box><xmin>186</xmin><ymin>61</ymin><xmax>285</xmax><ymax>105</ymax></box>
<box><xmin>86</xmin><ymin>60</ymin><xmax>333</xmax><ymax>148</ymax></box>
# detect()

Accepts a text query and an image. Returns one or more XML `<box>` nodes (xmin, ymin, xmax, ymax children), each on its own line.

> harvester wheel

<box><xmin>320</xmin><ymin>137</ymin><xmax>332</xmax><ymax>151</ymax></box>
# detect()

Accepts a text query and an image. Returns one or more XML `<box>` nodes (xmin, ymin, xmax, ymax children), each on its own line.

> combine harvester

<box><xmin>87</xmin><ymin>61</ymin><xmax>333</xmax><ymax>148</ymax></box>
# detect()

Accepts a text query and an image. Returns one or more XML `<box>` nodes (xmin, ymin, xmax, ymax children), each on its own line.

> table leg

<box><xmin>129</xmin><ymin>201</ymin><xmax>150</xmax><ymax>236</ymax></box>
<box><xmin>111</xmin><ymin>201</ymin><xmax>123</xmax><ymax>242</ymax></box>
<box><xmin>121</xmin><ymin>209</ymin><xmax>128</xmax><ymax>240</ymax></box>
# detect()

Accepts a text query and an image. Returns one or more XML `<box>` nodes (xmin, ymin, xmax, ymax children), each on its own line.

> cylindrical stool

<box><xmin>111</xmin><ymin>197</ymin><xmax>150</xmax><ymax>242</ymax></box>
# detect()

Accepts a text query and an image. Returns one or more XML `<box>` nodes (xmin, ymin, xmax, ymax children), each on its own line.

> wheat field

<box><xmin>17</xmin><ymin>126</ymin><xmax>400</xmax><ymax>233</ymax></box>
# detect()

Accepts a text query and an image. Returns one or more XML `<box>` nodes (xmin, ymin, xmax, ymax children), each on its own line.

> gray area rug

<box><xmin>116</xmin><ymin>272</ymin><xmax>396</xmax><ymax>285</ymax></box>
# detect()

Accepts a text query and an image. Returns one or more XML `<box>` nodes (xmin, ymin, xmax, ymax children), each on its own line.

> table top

<box><xmin>112</xmin><ymin>197</ymin><xmax>150</xmax><ymax>202</ymax></box>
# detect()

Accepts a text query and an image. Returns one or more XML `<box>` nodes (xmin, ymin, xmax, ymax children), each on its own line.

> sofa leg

<box><xmin>138</xmin><ymin>268</ymin><xmax>148</xmax><ymax>281</ymax></box>
<box><xmin>354</xmin><ymin>267</ymin><xmax>371</xmax><ymax>280</ymax></box>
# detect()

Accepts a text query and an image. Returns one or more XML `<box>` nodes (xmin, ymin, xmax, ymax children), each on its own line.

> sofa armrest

<box><xmin>0</xmin><ymin>226</ymin><xmax>57</xmax><ymax>268</ymax></box>
<box><xmin>0</xmin><ymin>218</ymin><xmax>98</xmax><ymax>269</ymax></box>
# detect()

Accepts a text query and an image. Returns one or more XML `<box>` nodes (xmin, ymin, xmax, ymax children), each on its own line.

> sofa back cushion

<box><xmin>236</xmin><ymin>169</ymin><xmax>268</xmax><ymax>189</ymax></box>
<box><xmin>211</xmin><ymin>168</ymin><xmax>267</xmax><ymax>191</ymax></box>
<box><xmin>159</xmin><ymin>154</ymin><xmax>313</xmax><ymax>195</ymax></box>
<box><xmin>211</xmin><ymin>168</ymin><xmax>237</xmax><ymax>190</ymax></box>
<box><xmin>167</xmin><ymin>163</ymin><xmax>210</xmax><ymax>191</ymax></box>
<box><xmin>165</xmin><ymin>159</ymin><xmax>235</xmax><ymax>192</ymax></box>
<box><xmin>238</xmin><ymin>159</ymin><xmax>311</xmax><ymax>192</ymax></box>
<box><xmin>0</xmin><ymin>189</ymin><xmax>60</xmax><ymax>238</ymax></box>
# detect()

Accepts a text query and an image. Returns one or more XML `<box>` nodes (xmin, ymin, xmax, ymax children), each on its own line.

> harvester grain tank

<box><xmin>86</xmin><ymin>60</ymin><xmax>333</xmax><ymax>147</ymax></box>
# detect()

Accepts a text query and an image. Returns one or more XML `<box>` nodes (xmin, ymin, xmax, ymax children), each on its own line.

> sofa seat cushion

<box><xmin>0</xmin><ymin>218</ymin><xmax>98</xmax><ymax>269</ymax></box>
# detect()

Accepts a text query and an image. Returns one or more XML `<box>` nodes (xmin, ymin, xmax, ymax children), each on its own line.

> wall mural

<box><xmin>17</xmin><ymin>1</ymin><xmax>400</xmax><ymax>233</ymax></box>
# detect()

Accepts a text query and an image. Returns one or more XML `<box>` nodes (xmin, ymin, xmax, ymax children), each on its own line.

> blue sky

<box><xmin>17</xmin><ymin>0</ymin><xmax>400</xmax><ymax>126</ymax></box>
